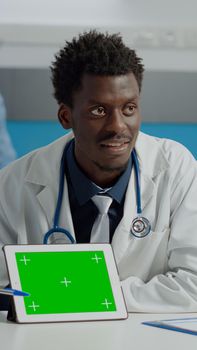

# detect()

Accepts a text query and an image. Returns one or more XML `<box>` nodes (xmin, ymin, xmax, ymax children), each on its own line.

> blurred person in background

<box><xmin>0</xmin><ymin>93</ymin><xmax>16</xmax><ymax>309</ymax></box>
<box><xmin>0</xmin><ymin>93</ymin><xmax>16</xmax><ymax>168</ymax></box>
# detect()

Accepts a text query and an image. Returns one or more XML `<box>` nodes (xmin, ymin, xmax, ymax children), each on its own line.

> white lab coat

<box><xmin>0</xmin><ymin>131</ymin><xmax>197</xmax><ymax>313</ymax></box>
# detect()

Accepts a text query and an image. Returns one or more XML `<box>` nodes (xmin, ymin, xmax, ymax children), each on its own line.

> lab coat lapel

<box><xmin>54</xmin><ymin>176</ymin><xmax>76</xmax><ymax>243</ymax></box>
<box><xmin>36</xmin><ymin>185</ymin><xmax>57</xmax><ymax>230</ymax></box>
<box><xmin>140</xmin><ymin>173</ymin><xmax>155</xmax><ymax>212</ymax></box>
<box><xmin>36</xmin><ymin>180</ymin><xmax>76</xmax><ymax>244</ymax></box>
<box><xmin>111</xmin><ymin>167</ymin><xmax>135</xmax><ymax>263</ymax></box>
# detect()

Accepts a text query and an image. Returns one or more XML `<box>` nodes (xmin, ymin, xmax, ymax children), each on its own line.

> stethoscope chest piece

<box><xmin>130</xmin><ymin>216</ymin><xmax>151</xmax><ymax>238</ymax></box>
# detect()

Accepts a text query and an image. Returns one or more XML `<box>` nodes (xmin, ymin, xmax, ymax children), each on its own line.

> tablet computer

<box><xmin>3</xmin><ymin>244</ymin><xmax>128</xmax><ymax>323</ymax></box>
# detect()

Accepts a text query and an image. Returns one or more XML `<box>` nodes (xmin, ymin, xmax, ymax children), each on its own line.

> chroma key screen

<box><xmin>15</xmin><ymin>251</ymin><xmax>117</xmax><ymax>314</ymax></box>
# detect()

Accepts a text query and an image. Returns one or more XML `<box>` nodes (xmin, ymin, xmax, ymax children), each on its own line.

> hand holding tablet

<box><xmin>3</xmin><ymin>244</ymin><xmax>127</xmax><ymax>323</ymax></box>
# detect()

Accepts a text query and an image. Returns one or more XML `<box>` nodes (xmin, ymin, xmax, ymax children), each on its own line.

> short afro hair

<box><xmin>51</xmin><ymin>30</ymin><xmax>144</xmax><ymax>107</ymax></box>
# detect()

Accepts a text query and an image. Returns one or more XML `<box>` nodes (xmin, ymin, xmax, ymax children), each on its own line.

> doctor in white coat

<box><xmin>0</xmin><ymin>31</ymin><xmax>197</xmax><ymax>313</ymax></box>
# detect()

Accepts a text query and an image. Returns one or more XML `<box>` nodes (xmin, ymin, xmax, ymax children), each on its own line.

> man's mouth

<box><xmin>100</xmin><ymin>140</ymin><xmax>130</xmax><ymax>152</ymax></box>
<box><xmin>101</xmin><ymin>141</ymin><xmax>130</xmax><ymax>147</ymax></box>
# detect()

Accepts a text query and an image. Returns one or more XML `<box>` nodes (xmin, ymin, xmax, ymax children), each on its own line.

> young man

<box><xmin>0</xmin><ymin>31</ymin><xmax>197</xmax><ymax>312</ymax></box>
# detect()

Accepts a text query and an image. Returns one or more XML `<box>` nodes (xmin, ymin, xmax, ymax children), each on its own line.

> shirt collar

<box><xmin>66</xmin><ymin>139</ymin><xmax>132</xmax><ymax>205</ymax></box>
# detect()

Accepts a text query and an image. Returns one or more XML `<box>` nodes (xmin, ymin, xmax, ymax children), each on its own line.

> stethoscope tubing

<box><xmin>132</xmin><ymin>149</ymin><xmax>142</xmax><ymax>215</ymax></box>
<box><xmin>53</xmin><ymin>145</ymin><xmax>68</xmax><ymax>229</ymax></box>
<box><xmin>43</xmin><ymin>227</ymin><xmax>75</xmax><ymax>244</ymax></box>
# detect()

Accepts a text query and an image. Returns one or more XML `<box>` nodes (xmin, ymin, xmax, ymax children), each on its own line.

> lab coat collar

<box><xmin>135</xmin><ymin>132</ymin><xmax>169</xmax><ymax>214</ymax></box>
<box><xmin>24</xmin><ymin>132</ymin><xmax>74</xmax><ymax>186</ymax></box>
<box><xmin>135</xmin><ymin>132</ymin><xmax>169</xmax><ymax>178</ymax></box>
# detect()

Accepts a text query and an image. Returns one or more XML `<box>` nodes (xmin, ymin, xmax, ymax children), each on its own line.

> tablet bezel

<box><xmin>3</xmin><ymin>244</ymin><xmax>128</xmax><ymax>323</ymax></box>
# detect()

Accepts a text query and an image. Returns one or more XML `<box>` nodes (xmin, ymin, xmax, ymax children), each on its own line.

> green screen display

<box><xmin>15</xmin><ymin>251</ymin><xmax>116</xmax><ymax>314</ymax></box>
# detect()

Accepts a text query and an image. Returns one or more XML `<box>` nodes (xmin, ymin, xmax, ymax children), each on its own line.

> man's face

<box><xmin>61</xmin><ymin>73</ymin><xmax>141</xmax><ymax>186</ymax></box>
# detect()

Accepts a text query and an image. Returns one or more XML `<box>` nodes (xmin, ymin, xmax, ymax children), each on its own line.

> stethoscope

<box><xmin>43</xmin><ymin>143</ymin><xmax>151</xmax><ymax>244</ymax></box>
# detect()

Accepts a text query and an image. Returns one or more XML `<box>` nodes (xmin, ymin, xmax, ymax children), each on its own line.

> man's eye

<box><xmin>91</xmin><ymin>107</ymin><xmax>106</xmax><ymax>117</ymax></box>
<box><xmin>124</xmin><ymin>105</ymin><xmax>136</xmax><ymax>116</ymax></box>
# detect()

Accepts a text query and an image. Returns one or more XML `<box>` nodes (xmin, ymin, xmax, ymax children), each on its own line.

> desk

<box><xmin>1</xmin><ymin>312</ymin><xmax>197</xmax><ymax>350</ymax></box>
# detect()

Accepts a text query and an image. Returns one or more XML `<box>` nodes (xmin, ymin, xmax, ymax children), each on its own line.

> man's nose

<box><xmin>105</xmin><ymin>109</ymin><xmax>126</xmax><ymax>133</ymax></box>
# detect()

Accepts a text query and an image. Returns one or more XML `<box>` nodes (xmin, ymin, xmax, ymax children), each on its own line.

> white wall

<box><xmin>0</xmin><ymin>0</ymin><xmax>197</xmax><ymax>70</ymax></box>
<box><xmin>1</xmin><ymin>0</ymin><xmax>197</xmax><ymax>26</ymax></box>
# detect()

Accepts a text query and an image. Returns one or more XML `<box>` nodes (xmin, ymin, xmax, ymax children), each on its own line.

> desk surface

<box><xmin>1</xmin><ymin>312</ymin><xmax>197</xmax><ymax>350</ymax></box>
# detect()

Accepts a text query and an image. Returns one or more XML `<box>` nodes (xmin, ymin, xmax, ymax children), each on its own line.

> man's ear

<box><xmin>58</xmin><ymin>103</ymin><xmax>73</xmax><ymax>130</ymax></box>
